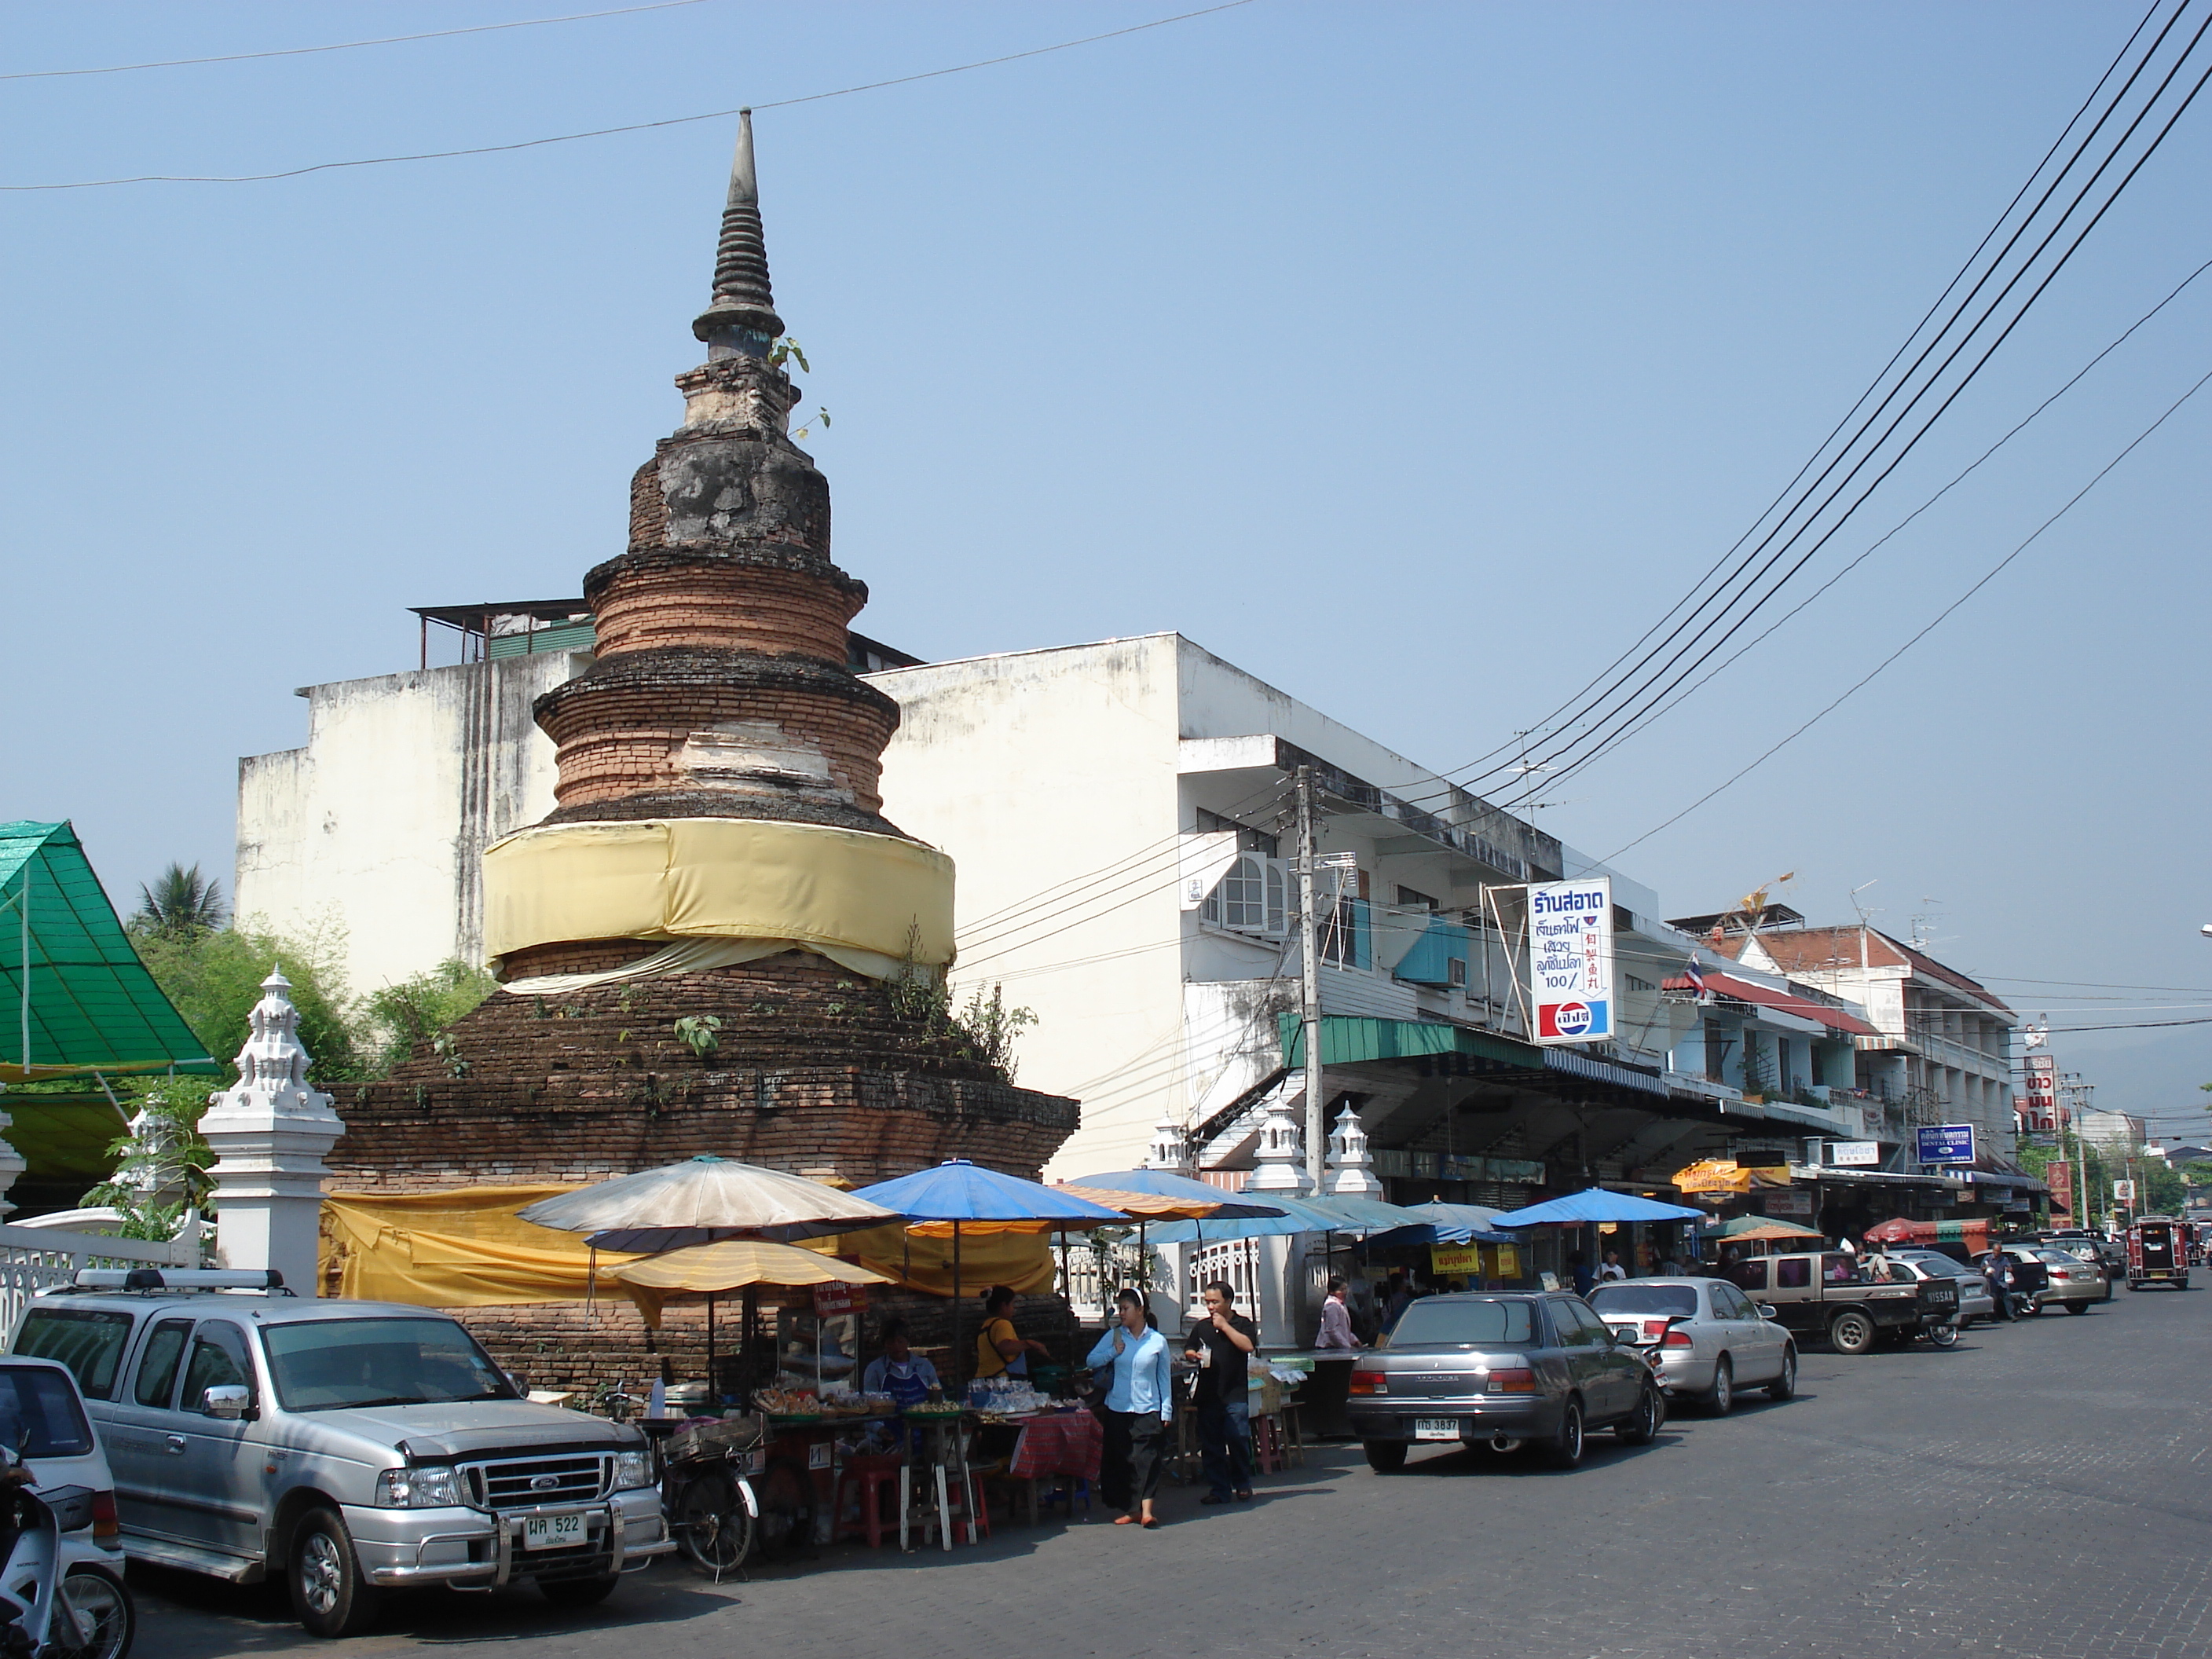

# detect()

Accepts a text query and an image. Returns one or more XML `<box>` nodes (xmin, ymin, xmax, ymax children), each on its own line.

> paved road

<box><xmin>142</xmin><ymin>1283</ymin><xmax>2212</xmax><ymax>1659</ymax></box>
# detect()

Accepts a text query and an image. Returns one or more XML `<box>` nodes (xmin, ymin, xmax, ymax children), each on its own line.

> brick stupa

<box><xmin>328</xmin><ymin>116</ymin><xmax>1078</xmax><ymax>1390</ymax></box>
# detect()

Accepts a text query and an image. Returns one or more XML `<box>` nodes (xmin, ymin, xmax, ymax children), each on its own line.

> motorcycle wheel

<box><xmin>1928</xmin><ymin>1322</ymin><xmax>1959</xmax><ymax>1348</ymax></box>
<box><xmin>54</xmin><ymin>1565</ymin><xmax>134</xmax><ymax>1659</ymax></box>
<box><xmin>675</xmin><ymin>1471</ymin><xmax>755</xmax><ymax>1575</ymax></box>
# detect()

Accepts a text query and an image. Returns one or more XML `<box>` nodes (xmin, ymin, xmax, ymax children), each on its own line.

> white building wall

<box><xmin>234</xmin><ymin>654</ymin><xmax>576</xmax><ymax>1001</ymax></box>
<box><xmin>870</xmin><ymin>636</ymin><xmax>1188</xmax><ymax>1179</ymax></box>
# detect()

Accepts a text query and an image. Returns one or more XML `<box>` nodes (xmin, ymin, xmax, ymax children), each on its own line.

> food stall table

<box><xmin>1000</xmin><ymin>1408</ymin><xmax>1103</xmax><ymax>1524</ymax></box>
<box><xmin>897</xmin><ymin>1408</ymin><xmax>980</xmax><ymax>1552</ymax></box>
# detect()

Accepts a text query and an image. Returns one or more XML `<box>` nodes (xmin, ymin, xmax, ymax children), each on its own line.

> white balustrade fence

<box><xmin>1058</xmin><ymin>1240</ymin><xmax>1155</xmax><ymax>1324</ymax></box>
<box><xmin>0</xmin><ymin>1221</ymin><xmax>201</xmax><ymax>1333</ymax></box>
<box><xmin>1186</xmin><ymin>1237</ymin><xmax>1262</xmax><ymax>1319</ymax></box>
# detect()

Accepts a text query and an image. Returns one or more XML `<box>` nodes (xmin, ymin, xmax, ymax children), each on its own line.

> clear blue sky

<box><xmin>3</xmin><ymin>2</ymin><xmax>2207</xmax><ymax>1122</ymax></box>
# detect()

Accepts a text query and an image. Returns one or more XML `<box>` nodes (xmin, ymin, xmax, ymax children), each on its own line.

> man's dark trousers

<box><xmin>1198</xmin><ymin>1393</ymin><xmax>1253</xmax><ymax>1499</ymax></box>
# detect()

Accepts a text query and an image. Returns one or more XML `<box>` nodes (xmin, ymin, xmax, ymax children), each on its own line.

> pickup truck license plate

<box><xmin>1412</xmin><ymin>1418</ymin><xmax>1460</xmax><ymax>1441</ymax></box>
<box><xmin>522</xmin><ymin>1513</ymin><xmax>588</xmax><ymax>1552</ymax></box>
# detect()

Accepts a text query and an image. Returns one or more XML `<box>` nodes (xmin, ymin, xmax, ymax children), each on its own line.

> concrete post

<box><xmin>0</xmin><ymin>1104</ymin><xmax>26</xmax><ymax>1218</ymax></box>
<box><xmin>200</xmin><ymin>969</ymin><xmax>342</xmax><ymax>1294</ymax></box>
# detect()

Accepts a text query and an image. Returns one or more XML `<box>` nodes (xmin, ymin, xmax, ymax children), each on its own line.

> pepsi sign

<box><xmin>1527</xmin><ymin>876</ymin><xmax>1614</xmax><ymax>1046</ymax></box>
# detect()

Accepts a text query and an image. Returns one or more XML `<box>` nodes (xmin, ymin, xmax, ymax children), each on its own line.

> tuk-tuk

<box><xmin>2126</xmin><ymin>1218</ymin><xmax>2190</xmax><ymax>1291</ymax></box>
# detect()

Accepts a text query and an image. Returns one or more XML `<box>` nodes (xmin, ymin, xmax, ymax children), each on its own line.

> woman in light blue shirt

<box><xmin>1086</xmin><ymin>1287</ymin><xmax>1174</xmax><ymax>1528</ymax></box>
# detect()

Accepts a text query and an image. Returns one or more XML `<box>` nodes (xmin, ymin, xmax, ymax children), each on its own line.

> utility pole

<box><xmin>1297</xmin><ymin>765</ymin><xmax>1324</xmax><ymax>1195</ymax></box>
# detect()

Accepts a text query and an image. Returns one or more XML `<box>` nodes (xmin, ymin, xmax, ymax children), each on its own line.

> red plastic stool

<box><xmin>834</xmin><ymin>1454</ymin><xmax>904</xmax><ymax>1548</ymax></box>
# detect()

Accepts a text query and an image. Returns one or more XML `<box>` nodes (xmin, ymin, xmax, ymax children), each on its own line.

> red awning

<box><xmin>1661</xmin><ymin>970</ymin><xmax>1880</xmax><ymax>1037</ymax></box>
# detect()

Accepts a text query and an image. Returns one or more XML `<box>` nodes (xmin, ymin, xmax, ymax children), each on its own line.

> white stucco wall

<box><xmin>235</xmin><ymin>653</ymin><xmax>577</xmax><ymax>1002</ymax></box>
<box><xmin>870</xmin><ymin>636</ymin><xmax>1188</xmax><ymax>1178</ymax></box>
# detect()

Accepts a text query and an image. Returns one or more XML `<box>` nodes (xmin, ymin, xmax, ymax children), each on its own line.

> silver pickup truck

<box><xmin>9</xmin><ymin>1270</ymin><xmax>671</xmax><ymax>1637</ymax></box>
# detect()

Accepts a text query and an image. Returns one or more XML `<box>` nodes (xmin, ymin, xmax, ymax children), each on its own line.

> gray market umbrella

<box><xmin>517</xmin><ymin>1155</ymin><xmax>903</xmax><ymax>1252</ymax></box>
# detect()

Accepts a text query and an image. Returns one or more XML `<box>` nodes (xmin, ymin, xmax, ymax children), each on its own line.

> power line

<box><xmin>0</xmin><ymin>0</ymin><xmax>1259</xmax><ymax>191</ymax></box>
<box><xmin>1389</xmin><ymin>1</ymin><xmax>2206</xmax><ymax>807</ymax></box>
<box><xmin>0</xmin><ymin>1</ymin><xmax>716</xmax><ymax>82</ymax></box>
<box><xmin>1481</xmin><ymin>5</ymin><xmax>2212</xmax><ymax>800</ymax></box>
<box><xmin>1602</xmin><ymin>361</ymin><xmax>2212</xmax><ymax>863</ymax></box>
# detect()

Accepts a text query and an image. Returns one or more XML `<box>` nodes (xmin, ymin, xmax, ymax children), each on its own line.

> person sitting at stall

<box><xmin>861</xmin><ymin>1319</ymin><xmax>940</xmax><ymax>1408</ymax></box>
<box><xmin>974</xmin><ymin>1285</ymin><xmax>1053</xmax><ymax>1382</ymax></box>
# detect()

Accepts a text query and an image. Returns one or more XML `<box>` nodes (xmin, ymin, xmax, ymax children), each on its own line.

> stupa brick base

<box><xmin>330</xmin><ymin>955</ymin><xmax>1076</xmax><ymax>1192</ymax></box>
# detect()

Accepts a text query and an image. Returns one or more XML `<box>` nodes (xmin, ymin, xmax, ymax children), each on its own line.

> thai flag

<box><xmin>1683</xmin><ymin>959</ymin><xmax>1708</xmax><ymax>994</ymax></box>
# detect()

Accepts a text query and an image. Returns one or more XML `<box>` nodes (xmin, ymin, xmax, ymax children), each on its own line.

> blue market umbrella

<box><xmin>1364</xmin><ymin>1199</ymin><xmax>1518</xmax><ymax>1248</ymax></box>
<box><xmin>1490</xmin><ymin>1188</ymin><xmax>1708</xmax><ymax>1227</ymax></box>
<box><xmin>1298</xmin><ymin>1196</ymin><xmax>1437</xmax><ymax>1239</ymax></box>
<box><xmin>850</xmin><ymin>1161</ymin><xmax>1128</xmax><ymax>1382</ymax></box>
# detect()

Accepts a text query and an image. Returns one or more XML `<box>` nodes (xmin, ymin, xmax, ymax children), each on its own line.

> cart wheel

<box><xmin>674</xmin><ymin>1472</ymin><xmax>754</xmax><ymax>1575</ymax></box>
<box><xmin>753</xmin><ymin>1458</ymin><xmax>811</xmax><ymax>1555</ymax></box>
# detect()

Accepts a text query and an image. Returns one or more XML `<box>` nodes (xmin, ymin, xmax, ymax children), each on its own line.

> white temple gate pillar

<box><xmin>200</xmin><ymin>969</ymin><xmax>342</xmax><ymax>1294</ymax></box>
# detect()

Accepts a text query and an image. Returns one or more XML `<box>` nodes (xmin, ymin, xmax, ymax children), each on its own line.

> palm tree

<box><xmin>132</xmin><ymin>862</ymin><xmax>229</xmax><ymax>938</ymax></box>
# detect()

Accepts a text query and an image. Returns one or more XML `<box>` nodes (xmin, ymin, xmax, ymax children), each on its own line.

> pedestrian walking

<box><xmin>1382</xmin><ymin>1272</ymin><xmax>1414</xmax><ymax>1332</ymax></box>
<box><xmin>1983</xmin><ymin>1248</ymin><xmax>2014</xmax><ymax>1321</ymax></box>
<box><xmin>1570</xmin><ymin>1251</ymin><xmax>1597</xmax><ymax>1297</ymax></box>
<box><xmin>1316</xmin><ymin>1274</ymin><xmax>1363</xmax><ymax>1350</ymax></box>
<box><xmin>1088</xmin><ymin>1287</ymin><xmax>1174</xmax><ymax>1529</ymax></box>
<box><xmin>1184</xmin><ymin>1280</ymin><xmax>1259</xmax><ymax>1505</ymax></box>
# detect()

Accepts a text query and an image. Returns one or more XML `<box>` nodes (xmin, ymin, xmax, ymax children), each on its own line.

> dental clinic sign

<box><xmin>1528</xmin><ymin>876</ymin><xmax>1613</xmax><ymax>1044</ymax></box>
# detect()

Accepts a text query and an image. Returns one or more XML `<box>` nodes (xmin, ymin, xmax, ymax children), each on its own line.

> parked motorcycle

<box><xmin>0</xmin><ymin>1450</ymin><xmax>134</xmax><ymax>1659</ymax></box>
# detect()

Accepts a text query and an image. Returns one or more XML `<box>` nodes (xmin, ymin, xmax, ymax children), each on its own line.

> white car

<box><xmin>1585</xmin><ymin>1278</ymin><xmax>1796</xmax><ymax>1415</ymax></box>
<box><xmin>0</xmin><ymin>1355</ymin><xmax>134</xmax><ymax>1657</ymax></box>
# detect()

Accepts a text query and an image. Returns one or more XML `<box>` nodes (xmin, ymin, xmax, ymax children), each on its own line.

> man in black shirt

<box><xmin>1184</xmin><ymin>1280</ymin><xmax>1260</xmax><ymax>1503</ymax></box>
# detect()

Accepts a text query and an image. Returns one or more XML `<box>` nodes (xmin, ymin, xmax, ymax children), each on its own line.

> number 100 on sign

<box><xmin>1529</xmin><ymin>877</ymin><xmax>1613</xmax><ymax>1045</ymax></box>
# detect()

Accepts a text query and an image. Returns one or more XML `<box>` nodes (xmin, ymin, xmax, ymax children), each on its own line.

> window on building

<box><xmin>1195</xmin><ymin>808</ymin><xmax>1279</xmax><ymax>859</ymax></box>
<box><xmin>1395</xmin><ymin>884</ymin><xmax>1437</xmax><ymax>911</ymax></box>
<box><xmin>1201</xmin><ymin>853</ymin><xmax>1287</xmax><ymax>939</ymax></box>
<box><xmin>1447</xmin><ymin>956</ymin><xmax>1468</xmax><ymax>988</ymax></box>
<box><xmin>1320</xmin><ymin>888</ymin><xmax>1368</xmax><ymax>969</ymax></box>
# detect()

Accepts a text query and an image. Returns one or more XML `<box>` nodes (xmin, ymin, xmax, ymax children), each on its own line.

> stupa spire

<box><xmin>693</xmin><ymin>110</ymin><xmax>785</xmax><ymax>358</ymax></box>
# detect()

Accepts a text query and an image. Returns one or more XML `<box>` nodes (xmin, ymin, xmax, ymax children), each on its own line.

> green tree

<box><xmin>132</xmin><ymin>921</ymin><xmax>361</xmax><ymax>1085</ymax></box>
<box><xmin>80</xmin><ymin>1074</ymin><xmax>218</xmax><ymax>1240</ymax></box>
<box><xmin>2141</xmin><ymin>1158</ymin><xmax>2188</xmax><ymax>1216</ymax></box>
<box><xmin>130</xmin><ymin>862</ymin><xmax>228</xmax><ymax>939</ymax></box>
<box><xmin>361</xmin><ymin>958</ymin><xmax>497</xmax><ymax>1075</ymax></box>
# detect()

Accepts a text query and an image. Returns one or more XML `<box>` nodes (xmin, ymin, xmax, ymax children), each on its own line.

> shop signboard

<box><xmin>1916</xmin><ymin>1123</ymin><xmax>1976</xmax><ymax>1166</ymax></box>
<box><xmin>2021</xmin><ymin>1053</ymin><xmax>2058</xmax><ymax>1132</ymax></box>
<box><xmin>1830</xmin><ymin>1141</ymin><xmax>1881</xmax><ymax>1167</ymax></box>
<box><xmin>813</xmin><ymin>1282</ymin><xmax>869</xmax><ymax>1317</ymax></box>
<box><xmin>1527</xmin><ymin>876</ymin><xmax>1613</xmax><ymax>1044</ymax></box>
<box><xmin>1430</xmin><ymin>1243</ymin><xmax>1484</xmax><ymax>1277</ymax></box>
<box><xmin>1763</xmin><ymin>1188</ymin><xmax>1816</xmax><ymax>1218</ymax></box>
<box><xmin>2113</xmin><ymin>1178</ymin><xmax>2137</xmax><ymax>1203</ymax></box>
<box><xmin>1495</xmin><ymin>1244</ymin><xmax>1519</xmax><ymax>1278</ymax></box>
<box><xmin>2047</xmin><ymin>1159</ymin><xmax>2072</xmax><ymax>1214</ymax></box>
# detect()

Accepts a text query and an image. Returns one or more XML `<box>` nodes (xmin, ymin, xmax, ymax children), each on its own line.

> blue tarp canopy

<box><xmin>0</xmin><ymin>821</ymin><xmax>216</xmax><ymax>1082</ymax></box>
<box><xmin>1366</xmin><ymin>1199</ymin><xmax>1518</xmax><ymax>1247</ymax></box>
<box><xmin>1492</xmin><ymin>1188</ymin><xmax>1708</xmax><ymax>1227</ymax></box>
<box><xmin>1298</xmin><ymin>1195</ymin><xmax>1436</xmax><ymax>1239</ymax></box>
<box><xmin>851</xmin><ymin>1159</ymin><xmax>1127</xmax><ymax>1225</ymax></box>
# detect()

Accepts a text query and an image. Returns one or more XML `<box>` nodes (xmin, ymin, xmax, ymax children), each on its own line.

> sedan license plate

<box><xmin>522</xmin><ymin>1513</ymin><xmax>589</xmax><ymax>1552</ymax></box>
<box><xmin>1412</xmin><ymin>1418</ymin><xmax>1461</xmax><ymax>1441</ymax></box>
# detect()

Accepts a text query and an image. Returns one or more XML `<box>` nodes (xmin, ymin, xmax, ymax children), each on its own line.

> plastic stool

<box><xmin>834</xmin><ymin>1454</ymin><xmax>903</xmax><ymax>1549</ymax></box>
<box><xmin>1039</xmin><ymin>1475</ymin><xmax>1091</xmax><ymax>1520</ymax></box>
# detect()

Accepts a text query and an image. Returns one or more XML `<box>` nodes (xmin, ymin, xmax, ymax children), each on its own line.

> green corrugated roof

<box><xmin>1278</xmin><ymin>1014</ymin><xmax>1544</xmax><ymax>1071</ymax></box>
<box><xmin>0</xmin><ymin>822</ymin><xmax>218</xmax><ymax>1082</ymax></box>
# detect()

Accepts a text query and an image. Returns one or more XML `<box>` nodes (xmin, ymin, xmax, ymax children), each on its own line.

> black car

<box><xmin>1346</xmin><ymin>1293</ymin><xmax>1663</xmax><ymax>1473</ymax></box>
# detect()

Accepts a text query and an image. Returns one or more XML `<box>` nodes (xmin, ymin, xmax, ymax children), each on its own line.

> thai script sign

<box><xmin>1916</xmin><ymin>1123</ymin><xmax>1977</xmax><ymax>1166</ymax></box>
<box><xmin>2020</xmin><ymin>1053</ymin><xmax>2058</xmax><ymax>1132</ymax></box>
<box><xmin>1527</xmin><ymin>876</ymin><xmax>1613</xmax><ymax>1044</ymax></box>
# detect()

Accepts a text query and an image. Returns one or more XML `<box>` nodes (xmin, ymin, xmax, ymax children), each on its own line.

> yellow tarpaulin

<box><xmin>800</xmin><ymin>1224</ymin><xmax>1056</xmax><ymax>1297</ymax></box>
<box><xmin>321</xmin><ymin>1186</ymin><xmax>639</xmax><ymax>1306</ymax></box>
<box><xmin>322</xmin><ymin>1187</ymin><xmax>1056</xmax><ymax>1307</ymax></box>
<box><xmin>481</xmin><ymin>817</ymin><xmax>956</xmax><ymax>976</ymax></box>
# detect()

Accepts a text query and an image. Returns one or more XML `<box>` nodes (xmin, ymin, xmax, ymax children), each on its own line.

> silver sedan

<box><xmin>1881</xmin><ymin>1249</ymin><xmax>1997</xmax><ymax>1324</ymax></box>
<box><xmin>1586</xmin><ymin>1277</ymin><xmax>1796</xmax><ymax>1415</ymax></box>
